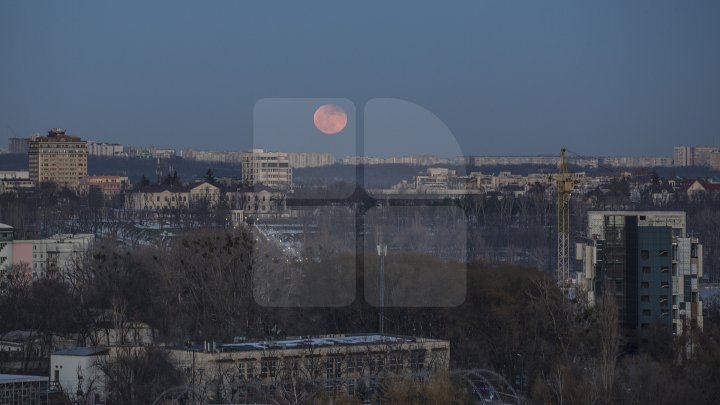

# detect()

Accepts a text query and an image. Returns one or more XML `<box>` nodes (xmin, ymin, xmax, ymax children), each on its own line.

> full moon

<box><xmin>313</xmin><ymin>104</ymin><xmax>347</xmax><ymax>135</ymax></box>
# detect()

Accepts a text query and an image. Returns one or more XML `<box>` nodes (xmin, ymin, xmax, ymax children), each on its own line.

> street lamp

<box><xmin>377</xmin><ymin>242</ymin><xmax>387</xmax><ymax>340</ymax></box>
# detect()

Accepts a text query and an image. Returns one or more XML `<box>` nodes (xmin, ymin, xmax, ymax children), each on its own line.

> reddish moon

<box><xmin>313</xmin><ymin>104</ymin><xmax>347</xmax><ymax>134</ymax></box>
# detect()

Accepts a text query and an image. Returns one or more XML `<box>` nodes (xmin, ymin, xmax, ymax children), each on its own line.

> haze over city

<box><xmin>2</xmin><ymin>0</ymin><xmax>720</xmax><ymax>156</ymax></box>
<box><xmin>2</xmin><ymin>2</ymin><xmax>720</xmax><ymax>404</ymax></box>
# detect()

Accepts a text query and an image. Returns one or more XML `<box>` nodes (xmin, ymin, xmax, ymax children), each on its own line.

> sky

<box><xmin>1</xmin><ymin>0</ymin><xmax>719</xmax><ymax>157</ymax></box>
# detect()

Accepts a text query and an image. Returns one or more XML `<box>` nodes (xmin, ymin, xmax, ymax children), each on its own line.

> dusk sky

<box><xmin>1</xmin><ymin>1</ymin><xmax>719</xmax><ymax>157</ymax></box>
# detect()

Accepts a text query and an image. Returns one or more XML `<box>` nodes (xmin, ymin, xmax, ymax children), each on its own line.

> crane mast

<box><xmin>557</xmin><ymin>148</ymin><xmax>572</xmax><ymax>288</ymax></box>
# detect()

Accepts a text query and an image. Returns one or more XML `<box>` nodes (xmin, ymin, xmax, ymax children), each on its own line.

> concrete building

<box><xmin>238</xmin><ymin>185</ymin><xmax>287</xmax><ymax>217</ymax></box>
<box><xmin>242</xmin><ymin>149</ymin><xmax>292</xmax><ymax>189</ymax></box>
<box><xmin>0</xmin><ymin>228</ymin><xmax>94</xmax><ymax>280</ymax></box>
<box><xmin>576</xmin><ymin>211</ymin><xmax>703</xmax><ymax>349</ymax></box>
<box><xmin>78</xmin><ymin>176</ymin><xmax>130</xmax><ymax>198</ymax></box>
<box><xmin>287</xmin><ymin>152</ymin><xmax>336</xmax><ymax>168</ymax></box>
<box><xmin>50</xmin><ymin>347</ymin><xmax>108</xmax><ymax>404</ymax></box>
<box><xmin>28</xmin><ymin>128</ymin><xmax>88</xmax><ymax>191</ymax></box>
<box><xmin>170</xmin><ymin>334</ymin><xmax>449</xmax><ymax>400</ymax></box>
<box><xmin>0</xmin><ymin>374</ymin><xmax>49</xmax><ymax>404</ymax></box>
<box><xmin>413</xmin><ymin>168</ymin><xmax>458</xmax><ymax>190</ymax></box>
<box><xmin>126</xmin><ymin>182</ymin><xmax>231</xmax><ymax>211</ymax></box>
<box><xmin>87</xmin><ymin>141</ymin><xmax>125</xmax><ymax>157</ymax></box>
<box><xmin>0</xmin><ymin>171</ymin><xmax>33</xmax><ymax>195</ymax></box>
<box><xmin>8</xmin><ymin>138</ymin><xmax>31</xmax><ymax>154</ymax></box>
<box><xmin>674</xmin><ymin>146</ymin><xmax>720</xmax><ymax>169</ymax></box>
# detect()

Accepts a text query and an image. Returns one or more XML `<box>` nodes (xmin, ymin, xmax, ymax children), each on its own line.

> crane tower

<box><xmin>557</xmin><ymin>148</ymin><xmax>572</xmax><ymax>287</ymax></box>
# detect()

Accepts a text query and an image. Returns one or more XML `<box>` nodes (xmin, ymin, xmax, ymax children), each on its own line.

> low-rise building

<box><xmin>170</xmin><ymin>334</ymin><xmax>449</xmax><ymax>400</ymax></box>
<box><xmin>0</xmin><ymin>374</ymin><xmax>49</xmax><ymax>404</ymax></box>
<box><xmin>79</xmin><ymin>176</ymin><xmax>130</xmax><ymax>198</ymax></box>
<box><xmin>50</xmin><ymin>347</ymin><xmax>108</xmax><ymax>403</ymax></box>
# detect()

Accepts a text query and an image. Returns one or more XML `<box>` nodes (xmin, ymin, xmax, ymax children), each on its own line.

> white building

<box><xmin>50</xmin><ymin>347</ymin><xmax>108</xmax><ymax>403</ymax></box>
<box><xmin>0</xmin><ymin>228</ymin><xmax>94</xmax><ymax>280</ymax></box>
<box><xmin>242</xmin><ymin>149</ymin><xmax>292</xmax><ymax>189</ymax></box>
<box><xmin>87</xmin><ymin>142</ymin><xmax>125</xmax><ymax>157</ymax></box>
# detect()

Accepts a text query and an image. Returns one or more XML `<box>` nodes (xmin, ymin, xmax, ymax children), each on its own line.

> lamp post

<box><xmin>377</xmin><ymin>242</ymin><xmax>387</xmax><ymax>340</ymax></box>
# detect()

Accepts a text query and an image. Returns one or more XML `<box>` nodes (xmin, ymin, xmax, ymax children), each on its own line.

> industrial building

<box><xmin>0</xmin><ymin>374</ymin><xmax>49</xmax><ymax>405</ymax></box>
<box><xmin>576</xmin><ymin>211</ymin><xmax>703</xmax><ymax>349</ymax></box>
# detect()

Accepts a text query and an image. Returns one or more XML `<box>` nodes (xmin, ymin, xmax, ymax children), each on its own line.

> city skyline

<box><xmin>2</xmin><ymin>1</ymin><xmax>720</xmax><ymax>156</ymax></box>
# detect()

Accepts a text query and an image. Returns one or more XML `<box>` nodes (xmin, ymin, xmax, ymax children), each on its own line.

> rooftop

<box><xmin>204</xmin><ymin>334</ymin><xmax>440</xmax><ymax>353</ymax></box>
<box><xmin>52</xmin><ymin>347</ymin><xmax>109</xmax><ymax>357</ymax></box>
<box><xmin>0</xmin><ymin>374</ymin><xmax>48</xmax><ymax>384</ymax></box>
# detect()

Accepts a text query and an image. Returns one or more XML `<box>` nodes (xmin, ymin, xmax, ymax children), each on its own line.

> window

<box><xmin>640</xmin><ymin>250</ymin><xmax>649</xmax><ymax>260</ymax></box>
<box><xmin>642</xmin><ymin>266</ymin><xmax>651</xmax><ymax>273</ymax></box>
<box><xmin>642</xmin><ymin>309</ymin><xmax>651</xmax><ymax>316</ymax></box>
<box><xmin>261</xmin><ymin>358</ymin><xmax>277</xmax><ymax>379</ymax></box>
<box><xmin>661</xmin><ymin>267</ymin><xmax>669</xmax><ymax>273</ymax></box>
<box><xmin>641</xmin><ymin>295</ymin><xmax>650</xmax><ymax>302</ymax></box>
<box><xmin>641</xmin><ymin>282</ymin><xmax>649</xmax><ymax>288</ymax></box>
<box><xmin>658</xmin><ymin>249</ymin><xmax>668</xmax><ymax>257</ymax></box>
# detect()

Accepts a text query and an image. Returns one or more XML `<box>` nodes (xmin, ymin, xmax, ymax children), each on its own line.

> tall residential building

<box><xmin>287</xmin><ymin>152</ymin><xmax>336</xmax><ymax>168</ymax></box>
<box><xmin>576</xmin><ymin>211</ymin><xmax>703</xmax><ymax>349</ymax></box>
<box><xmin>28</xmin><ymin>128</ymin><xmax>88</xmax><ymax>190</ymax></box>
<box><xmin>87</xmin><ymin>141</ymin><xmax>125</xmax><ymax>157</ymax></box>
<box><xmin>674</xmin><ymin>145</ymin><xmax>720</xmax><ymax>169</ymax></box>
<box><xmin>241</xmin><ymin>149</ymin><xmax>292</xmax><ymax>189</ymax></box>
<box><xmin>8</xmin><ymin>137</ymin><xmax>30</xmax><ymax>154</ymax></box>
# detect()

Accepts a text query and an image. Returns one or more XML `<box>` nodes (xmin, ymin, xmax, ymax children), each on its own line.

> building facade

<box><xmin>0</xmin><ymin>226</ymin><xmax>94</xmax><ymax>281</ymax></box>
<box><xmin>577</xmin><ymin>211</ymin><xmax>703</xmax><ymax>349</ymax></box>
<box><xmin>87</xmin><ymin>141</ymin><xmax>125</xmax><ymax>157</ymax></box>
<box><xmin>242</xmin><ymin>149</ymin><xmax>292</xmax><ymax>189</ymax></box>
<box><xmin>8</xmin><ymin>138</ymin><xmax>30</xmax><ymax>154</ymax></box>
<box><xmin>28</xmin><ymin>128</ymin><xmax>88</xmax><ymax>190</ymax></box>
<box><xmin>50</xmin><ymin>347</ymin><xmax>108</xmax><ymax>404</ymax></box>
<box><xmin>170</xmin><ymin>334</ymin><xmax>449</xmax><ymax>401</ymax></box>
<box><xmin>0</xmin><ymin>374</ymin><xmax>49</xmax><ymax>405</ymax></box>
<box><xmin>78</xmin><ymin>176</ymin><xmax>130</xmax><ymax>198</ymax></box>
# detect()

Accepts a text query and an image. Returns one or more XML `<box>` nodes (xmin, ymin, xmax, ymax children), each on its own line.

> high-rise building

<box><xmin>8</xmin><ymin>137</ymin><xmax>30</xmax><ymax>154</ymax></box>
<box><xmin>28</xmin><ymin>128</ymin><xmax>88</xmax><ymax>190</ymax></box>
<box><xmin>674</xmin><ymin>145</ymin><xmax>720</xmax><ymax>169</ymax></box>
<box><xmin>241</xmin><ymin>149</ymin><xmax>292</xmax><ymax>189</ymax></box>
<box><xmin>87</xmin><ymin>141</ymin><xmax>125</xmax><ymax>157</ymax></box>
<box><xmin>577</xmin><ymin>211</ymin><xmax>703</xmax><ymax>349</ymax></box>
<box><xmin>286</xmin><ymin>152</ymin><xmax>336</xmax><ymax>168</ymax></box>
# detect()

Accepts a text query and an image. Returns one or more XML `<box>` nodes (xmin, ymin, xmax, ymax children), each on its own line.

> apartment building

<box><xmin>7</xmin><ymin>138</ymin><xmax>30</xmax><ymax>154</ymax></box>
<box><xmin>242</xmin><ymin>149</ymin><xmax>292</xmax><ymax>189</ymax></box>
<box><xmin>674</xmin><ymin>146</ymin><xmax>720</xmax><ymax>169</ymax></box>
<box><xmin>87</xmin><ymin>141</ymin><xmax>125</xmax><ymax>157</ymax></box>
<box><xmin>576</xmin><ymin>211</ymin><xmax>703</xmax><ymax>349</ymax></box>
<box><xmin>287</xmin><ymin>152</ymin><xmax>336</xmax><ymax>168</ymax></box>
<box><xmin>0</xmin><ymin>225</ymin><xmax>93</xmax><ymax>281</ymax></box>
<box><xmin>28</xmin><ymin>128</ymin><xmax>88</xmax><ymax>190</ymax></box>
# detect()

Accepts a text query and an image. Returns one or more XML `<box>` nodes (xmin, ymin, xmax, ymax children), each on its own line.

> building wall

<box><xmin>28</xmin><ymin>129</ymin><xmax>88</xmax><ymax>191</ymax></box>
<box><xmin>242</xmin><ymin>149</ymin><xmax>293</xmax><ymax>189</ymax></box>
<box><xmin>50</xmin><ymin>354</ymin><xmax>107</xmax><ymax>402</ymax></box>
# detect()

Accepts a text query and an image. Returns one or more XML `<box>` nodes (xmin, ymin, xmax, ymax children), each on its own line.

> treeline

<box><xmin>3</xmin><ymin>228</ymin><xmax>720</xmax><ymax>403</ymax></box>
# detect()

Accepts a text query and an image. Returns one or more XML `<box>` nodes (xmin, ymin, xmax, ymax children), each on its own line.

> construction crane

<box><xmin>557</xmin><ymin>148</ymin><xmax>573</xmax><ymax>288</ymax></box>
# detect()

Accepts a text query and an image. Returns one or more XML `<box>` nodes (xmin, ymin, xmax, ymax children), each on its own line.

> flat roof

<box><xmin>52</xmin><ymin>347</ymin><xmax>108</xmax><ymax>356</ymax></box>
<box><xmin>216</xmin><ymin>334</ymin><xmax>441</xmax><ymax>353</ymax></box>
<box><xmin>0</xmin><ymin>374</ymin><xmax>48</xmax><ymax>384</ymax></box>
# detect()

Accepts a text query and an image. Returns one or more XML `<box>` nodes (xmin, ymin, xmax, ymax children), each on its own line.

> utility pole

<box><xmin>377</xmin><ymin>234</ymin><xmax>387</xmax><ymax>340</ymax></box>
